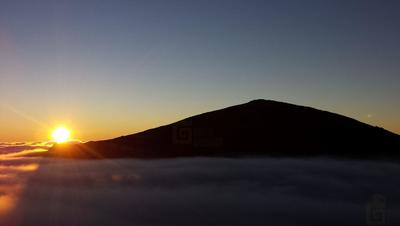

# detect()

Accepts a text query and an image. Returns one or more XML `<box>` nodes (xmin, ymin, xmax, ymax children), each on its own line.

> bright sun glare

<box><xmin>52</xmin><ymin>127</ymin><xmax>71</xmax><ymax>143</ymax></box>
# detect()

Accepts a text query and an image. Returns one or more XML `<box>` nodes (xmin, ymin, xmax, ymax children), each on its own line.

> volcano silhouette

<box><xmin>48</xmin><ymin>100</ymin><xmax>400</xmax><ymax>159</ymax></box>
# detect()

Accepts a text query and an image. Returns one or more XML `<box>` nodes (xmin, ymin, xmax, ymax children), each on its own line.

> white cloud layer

<box><xmin>1</xmin><ymin>147</ymin><xmax>400</xmax><ymax>226</ymax></box>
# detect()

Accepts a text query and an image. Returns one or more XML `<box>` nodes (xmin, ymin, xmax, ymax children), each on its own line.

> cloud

<box><xmin>0</xmin><ymin>142</ymin><xmax>51</xmax><ymax>155</ymax></box>
<box><xmin>0</xmin><ymin>156</ymin><xmax>399</xmax><ymax>226</ymax></box>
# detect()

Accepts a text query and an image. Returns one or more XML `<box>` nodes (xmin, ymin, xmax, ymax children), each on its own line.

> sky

<box><xmin>0</xmin><ymin>0</ymin><xmax>399</xmax><ymax>142</ymax></box>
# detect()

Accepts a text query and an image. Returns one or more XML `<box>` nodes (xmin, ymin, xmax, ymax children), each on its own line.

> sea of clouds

<box><xmin>0</xmin><ymin>142</ymin><xmax>52</xmax><ymax>154</ymax></box>
<box><xmin>1</xmin><ymin>146</ymin><xmax>400</xmax><ymax>226</ymax></box>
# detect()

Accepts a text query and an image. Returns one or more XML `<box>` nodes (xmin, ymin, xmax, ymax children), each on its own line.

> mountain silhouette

<box><xmin>48</xmin><ymin>99</ymin><xmax>400</xmax><ymax>159</ymax></box>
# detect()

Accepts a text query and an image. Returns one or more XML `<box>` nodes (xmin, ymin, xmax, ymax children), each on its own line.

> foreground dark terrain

<box><xmin>48</xmin><ymin>100</ymin><xmax>400</xmax><ymax>159</ymax></box>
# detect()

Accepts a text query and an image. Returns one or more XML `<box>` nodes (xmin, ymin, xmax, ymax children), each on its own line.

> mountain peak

<box><xmin>247</xmin><ymin>99</ymin><xmax>276</xmax><ymax>104</ymax></box>
<box><xmin>48</xmin><ymin>100</ymin><xmax>400</xmax><ymax>159</ymax></box>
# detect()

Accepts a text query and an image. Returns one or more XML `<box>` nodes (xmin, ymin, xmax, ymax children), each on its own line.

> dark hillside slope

<box><xmin>48</xmin><ymin>100</ymin><xmax>400</xmax><ymax>158</ymax></box>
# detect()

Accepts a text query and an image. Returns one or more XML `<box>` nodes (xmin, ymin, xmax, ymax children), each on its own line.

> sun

<box><xmin>52</xmin><ymin>127</ymin><xmax>71</xmax><ymax>143</ymax></box>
